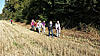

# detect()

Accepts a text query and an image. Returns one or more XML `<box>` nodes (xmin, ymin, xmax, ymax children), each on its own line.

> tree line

<box><xmin>2</xmin><ymin>0</ymin><xmax>100</xmax><ymax>30</ymax></box>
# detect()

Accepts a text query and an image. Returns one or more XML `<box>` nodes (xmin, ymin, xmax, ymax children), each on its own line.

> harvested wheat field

<box><xmin>0</xmin><ymin>20</ymin><xmax>100</xmax><ymax>56</ymax></box>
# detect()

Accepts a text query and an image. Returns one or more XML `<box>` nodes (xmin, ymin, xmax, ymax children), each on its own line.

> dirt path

<box><xmin>0</xmin><ymin>20</ymin><xmax>100</xmax><ymax>56</ymax></box>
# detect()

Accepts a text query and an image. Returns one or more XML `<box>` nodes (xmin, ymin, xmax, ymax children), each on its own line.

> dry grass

<box><xmin>0</xmin><ymin>20</ymin><xmax>100</xmax><ymax>56</ymax></box>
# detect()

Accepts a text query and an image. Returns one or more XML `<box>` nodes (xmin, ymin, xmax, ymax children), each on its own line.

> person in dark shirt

<box><xmin>48</xmin><ymin>21</ymin><xmax>53</xmax><ymax>37</ymax></box>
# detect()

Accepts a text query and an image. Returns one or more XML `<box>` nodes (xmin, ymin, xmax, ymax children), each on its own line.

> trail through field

<box><xmin>0</xmin><ymin>20</ymin><xmax>100</xmax><ymax>56</ymax></box>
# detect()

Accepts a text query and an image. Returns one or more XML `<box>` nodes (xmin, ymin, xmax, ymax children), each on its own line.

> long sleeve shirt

<box><xmin>55</xmin><ymin>23</ymin><xmax>60</xmax><ymax>30</ymax></box>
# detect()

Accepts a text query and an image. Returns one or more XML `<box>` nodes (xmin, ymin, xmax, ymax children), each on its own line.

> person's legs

<box><xmin>57</xmin><ymin>30</ymin><xmax>58</xmax><ymax>37</ymax></box>
<box><xmin>44</xmin><ymin>27</ymin><xmax>45</xmax><ymax>33</ymax></box>
<box><xmin>37</xmin><ymin>28</ymin><xmax>39</xmax><ymax>32</ymax></box>
<box><xmin>32</xmin><ymin>25</ymin><xmax>34</xmax><ymax>30</ymax></box>
<box><xmin>39</xmin><ymin>28</ymin><xmax>41</xmax><ymax>33</ymax></box>
<box><xmin>42</xmin><ymin>27</ymin><xmax>45</xmax><ymax>34</ymax></box>
<box><xmin>51</xmin><ymin>29</ymin><xmax>53</xmax><ymax>37</ymax></box>
<box><xmin>38</xmin><ymin>28</ymin><xmax>40</xmax><ymax>33</ymax></box>
<box><xmin>32</xmin><ymin>25</ymin><xmax>34</xmax><ymax>31</ymax></box>
<box><xmin>11</xmin><ymin>22</ymin><xmax>12</xmax><ymax>24</ymax></box>
<box><xmin>42</xmin><ymin>27</ymin><xmax>44</xmax><ymax>33</ymax></box>
<box><xmin>49</xmin><ymin>29</ymin><xmax>50</xmax><ymax>36</ymax></box>
<box><xmin>58</xmin><ymin>30</ymin><xmax>60</xmax><ymax>37</ymax></box>
<box><xmin>35</xmin><ymin>27</ymin><xmax>37</xmax><ymax>32</ymax></box>
<box><xmin>34</xmin><ymin>26</ymin><xmax>36</xmax><ymax>31</ymax></box>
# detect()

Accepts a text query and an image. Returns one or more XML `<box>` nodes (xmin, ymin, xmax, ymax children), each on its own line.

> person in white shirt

<box><xmin>37</xmin><ymin>21</ymin><xmax>42</xmax><ymax>33</ymax></box>
<box><xmin>55</xmin><ymin>21</ymin><xmax>61</xmax><ymax>37</ymax></box>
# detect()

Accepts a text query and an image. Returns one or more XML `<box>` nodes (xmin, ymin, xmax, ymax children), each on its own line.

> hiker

<box><xmin>37</xmin><ymin>20</ymin><xmax>42</xmax><ymax>33</ymax></box>
<box><xmin>42</xmin><ymin>21</ymin><xmax>46</xmax><ymax>34</ymax></box>
<box><xmin>10</xmin><ymin>19</ymin><xmax>12</xmax><ymax>24</ymax></box>
<box><xmin>55</xmin><ymin>21</ymin><xmax>61</xmax><ymax>37</ymax></box>
<box><xmin>31</xmin><ymin>19</ymin><xmax>35</xmax><ymax>31</ymax></box>
<box><xmin>48</xmin><ymin>21</ymin><xmax>53</xmax><ymax>37</ymax></box>
<box><xmin>35</xmin><ymin>20</ymin><xmax>38</xmax><ymax>32</ymax></box>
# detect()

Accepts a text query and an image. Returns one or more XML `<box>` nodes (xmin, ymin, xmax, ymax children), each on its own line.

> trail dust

<box><xmin>0</xmin><ymin>20</ymin><xmax>100</xmax><ymax>56</ymax></box>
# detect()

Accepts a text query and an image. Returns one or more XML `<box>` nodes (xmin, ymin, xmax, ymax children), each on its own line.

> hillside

<box><xmin>0</xmin><ymin>20</ymin><xmax>100</xmax><ymax>56</ymax></box>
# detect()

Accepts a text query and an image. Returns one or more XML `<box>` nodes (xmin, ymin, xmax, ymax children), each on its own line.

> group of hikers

<box><xmin>30</xmin><ymin>19</ymin><xmax>61</xmax><ymax>37</ymax></box>
<box><xmin>10</xmin><ymin>19</ymin><xmax>61</xmax><ymax>37</ymax></box>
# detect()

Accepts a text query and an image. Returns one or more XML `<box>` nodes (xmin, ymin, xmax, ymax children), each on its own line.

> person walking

<box><xmin>10</xmin><ymin>19</ymin><xmax>12</xmax><ymax>24</ymax></box>
<box><xmin>48</xmin><ymin>21</ymin><xmax>53</xmax><ymax>37</ymax></box>
<box><xmin>35</xmin><ymin>20</ymin><xmax>38</xmax><ymax>32</ymax></box>
<box><xmin>55</xmin><ymin>21</ymin><xmax>61</xmax><ymax>37</ymax></box>
<box><xmin>37</xmin><ymin>21</ymin><xmax>42</xmax><ymax>33</ymax></box>
<box><xmin>42</xmin><ymin>21</ymin><xmax>46</xmax><ymax>34</ymax></box>
<box><xmin>31</xmin><ymin>19</ymin><xmax>35</xmax><ymax>31</ymax></box>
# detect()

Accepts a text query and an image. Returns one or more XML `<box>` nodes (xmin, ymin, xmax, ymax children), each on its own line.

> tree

<box><xmin>2</xmin><ymin>0</ymin><xmax>100</xmax><ymax>29</ymax></box>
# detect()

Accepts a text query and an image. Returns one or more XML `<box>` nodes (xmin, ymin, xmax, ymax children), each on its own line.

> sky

<box><xmin>0</xmin><ymin>0</ymin><xmax>5</xmax><ymax>14</ymax></box>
